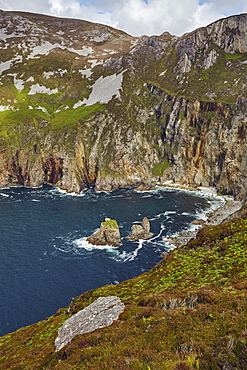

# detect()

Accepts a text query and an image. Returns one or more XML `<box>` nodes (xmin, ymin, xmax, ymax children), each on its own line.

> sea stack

<box><xmin>87</xmin><ymin>218</ymin><xmax>121</xmax><ymax>246</ymax></box>
<box><xmin>127</xmin><ymin>217</ymin><xmax>153</xmax><ymax>241</ymax></box>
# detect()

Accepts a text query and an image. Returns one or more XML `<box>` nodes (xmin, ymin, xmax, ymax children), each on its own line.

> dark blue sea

<box><xmin>0</xmin><ymin>185</ymin><xmax>221</xmax><ymax>336</ymax></box>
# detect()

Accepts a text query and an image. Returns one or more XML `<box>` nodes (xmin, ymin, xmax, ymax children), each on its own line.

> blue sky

<box><xmin>0</xmin><ymin>0</ymin><xmax>246</xmax><ymax>36</ymax></box>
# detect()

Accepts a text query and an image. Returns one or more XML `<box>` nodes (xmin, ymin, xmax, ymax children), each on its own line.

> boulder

<box><xmin>55</xmin><ymin>296</ymin><xmax>125</xmax><ymax>352</ymax></box>
<box><xmin>127</xmin><ymin>217</ymin><xmax>153</xmax><ymax>240</ymax></box>
<box><xmin>87</xmin><ymin>218</ymin><xmax>121</xmax><ymax>246</ymax></box>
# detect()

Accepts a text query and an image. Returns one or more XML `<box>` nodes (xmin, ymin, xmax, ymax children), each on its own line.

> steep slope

<box><xmin>0</xmin><ymin>208</ymin><xmax>247</xmax><ymax>369</ymax></box>
<box><xmin>0</xmin><ymin>11</ymin><xmax>246</xmax><ymax>198</ymax></box>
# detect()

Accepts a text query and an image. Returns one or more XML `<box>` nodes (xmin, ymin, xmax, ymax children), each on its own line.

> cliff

<box><xmin>0</xmin><ymin>11</ymin><xmax>246</xmax><ymax>200</ymax></box>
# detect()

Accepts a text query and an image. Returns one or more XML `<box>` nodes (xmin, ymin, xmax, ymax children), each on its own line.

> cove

<box><xmin>0</xmin><ymin>185</ymin><xmax>218</xmax><ymax>336</ymax></box>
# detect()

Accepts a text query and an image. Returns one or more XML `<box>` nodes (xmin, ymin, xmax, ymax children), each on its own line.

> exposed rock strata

<box><xmin>55</xmin><ymin>296</ymin><xmax>125</xmax><ymax>352</ymax></box>
<box><xmin>0</xmin><ymin>11</ymin><xmax>246</xmax><ymax>201</ymax></box>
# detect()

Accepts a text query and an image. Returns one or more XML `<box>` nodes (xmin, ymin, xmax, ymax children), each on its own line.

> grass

<box><xmin>0</xmin><ymin>209</ymin><xmax>247</xmax><ymax>369</ymax></box>
<box><xmin>50</xmin><ymin>103</ymin><xmax>105</xmax><ymax>129</ymax></box>
<box><xmin>152</xmin><ymin>158</ymin><xmax>170</xmax><ymax>177</ymax></box>
<box><xmin>101</xmin><ymin>218</ymin><xmax>119</xmax><ymax>229</ymax></box>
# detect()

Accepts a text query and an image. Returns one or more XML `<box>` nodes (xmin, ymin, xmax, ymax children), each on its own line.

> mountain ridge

<box><xmin>0</xmin><ymin>11</ymin><xmax>246</xmax><ymax>199</ymax></box>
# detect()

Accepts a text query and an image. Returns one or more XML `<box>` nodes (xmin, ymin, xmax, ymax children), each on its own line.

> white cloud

<box><xmin>0</xmin><ymin>0</ymin><xmax>246</xmax><ymax>36</ymax></box>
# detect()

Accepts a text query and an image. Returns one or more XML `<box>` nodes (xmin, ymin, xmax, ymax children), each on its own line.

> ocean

<box><xmin>0</xmin><ymin>185</ymin><xmax>221</xmax><ymax>336</ymax></box>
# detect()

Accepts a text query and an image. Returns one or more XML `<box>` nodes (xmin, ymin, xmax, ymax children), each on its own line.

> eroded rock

<box><xmin>127</xmin><ymin>217</ymin><xmax>153</xmax><ymax>240</ymax></box>
<box><xmin>55</xmin><ymin>296</ymin><xmax>125</xmax><ymax>352</ymax></box>
<box><xmin>87</xmin><ymin>218</ymin><xmax>121</xmax><ymax>246</ymax></box>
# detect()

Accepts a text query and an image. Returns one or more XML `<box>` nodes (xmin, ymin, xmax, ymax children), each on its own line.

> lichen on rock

<box><xmin>55</xmin><ymin>296</ymin><xmax>125</xmax><ymax>352</ymax></box>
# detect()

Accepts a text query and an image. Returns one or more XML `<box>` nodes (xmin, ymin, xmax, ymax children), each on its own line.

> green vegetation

<box><xmin>152</xmin><ymin>158</ymin><xmax>170</xmax><ymax>177</ymax></box>
<box><xmin>51</xmin><ymin>103</ymin><xmax>105</xmax><ymax>129</ymax></box>
<box><xmin>1</xmin><ymin>210</ymin><xmax>247</xmax><ymax>369</ymax></box>
<box><xmin>101</xmin><ymin>218</ymin><xmax>119</xmax><ymax>229</ymax></box>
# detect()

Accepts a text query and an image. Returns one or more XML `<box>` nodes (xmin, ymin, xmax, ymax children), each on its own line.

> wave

<box><xmin>111</xmin><ymin>239</ymin><xmax>144</xmax><ymax>262</ymax></box>
<box><xmin>49</xmin><ymin>187</ymin><xmax>86</xmax><ymax>197</ymax></box>
<box><xmin>0</xmin><ymin>192</ymin><xmax>9</xmax><ymax>197</ymax></box>
<box><xmin>73</xmin><ymin>237</ymin><xmax>118</xmax><ymax>252</ymax></box>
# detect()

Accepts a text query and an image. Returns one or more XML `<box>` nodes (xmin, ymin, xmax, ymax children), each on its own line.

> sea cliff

<box><xmin>0</xmin><ymin>11</ymin><xmax>246</xmax><ymax>201</ymax></box>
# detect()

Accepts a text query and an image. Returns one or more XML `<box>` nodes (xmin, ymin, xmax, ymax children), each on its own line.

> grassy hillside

<box><xmin>0</xmin><ymin>208</ymin><xmax>247</xmax><ymax>369</ymax></box>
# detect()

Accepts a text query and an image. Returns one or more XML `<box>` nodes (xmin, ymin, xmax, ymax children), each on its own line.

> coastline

<box><xmin>0</xmin><ymin>182</ymin><xmax>243</xmax><ymax>250</ymax></box>
<box><xmin>162</xmin><ymin>190</ymin><xmax>243</xmax><ymax>249</ymax></box>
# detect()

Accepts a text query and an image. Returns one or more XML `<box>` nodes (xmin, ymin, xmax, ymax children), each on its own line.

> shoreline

<box><xmin>0</xmin><ymin>182</ymin><xmax>243</xmax><ymax>250</ymax></box>
<box><xmin>163</xmin><ymin>195</ymin><xmax>243</xmax><ymax>249</ymax></box>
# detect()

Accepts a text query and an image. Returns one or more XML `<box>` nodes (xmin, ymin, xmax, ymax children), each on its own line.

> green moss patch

<box><xmin>101</xmin><ymin>218</ymin><xmax>119</xmax><ymax>229</ymax></box>
<box><xmin>51</xmin><ymin>103</ymin><xmax>105</xmax><ymax>129</ymax></box>
<box><xmin>152</xmin><ymin>159</ymin><xmax>170</xmax><ymax>177</ymax></box>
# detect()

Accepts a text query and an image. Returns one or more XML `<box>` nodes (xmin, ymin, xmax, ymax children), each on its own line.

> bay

<box><xmin>0</xmin><ymin>185</ymin><xmax>215</xmax><ymax>336</ymax></box>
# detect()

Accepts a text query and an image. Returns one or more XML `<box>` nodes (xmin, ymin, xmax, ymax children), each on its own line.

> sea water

<box><xmin>0</xmin><ymin>185</ymin><xmax>222</xmax><ymax>336</ymax></box>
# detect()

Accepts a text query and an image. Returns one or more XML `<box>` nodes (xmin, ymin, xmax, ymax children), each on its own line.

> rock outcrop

<box><xmin>0</xmin><ymin>11</ymin><xmax>247</xmax><ymax>201</ymax></box>
<box><xmin>55</xmin><ymin>296</ymin><xmax>125</xmax><ymax>352</ymax></box>
<box><xmin>127</xmin><ymin>217</ymin><xmax>153</xmax><ymax>240</ymax></box>
<box><xmin>87</xmin><ymin>218</ymin><xmax>121</xmax><ymax>246</ymax></box>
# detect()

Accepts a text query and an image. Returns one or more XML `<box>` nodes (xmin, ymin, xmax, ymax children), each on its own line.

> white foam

<box><xmin>0</xmin><ymin>193</ymin><xmax>9</xmax><ymax>197</ymax></box>
<box><xmin>111</xmin><ymin>240</ymin><xmax>144</xmax><ymax>262</ymax></box>
<box><xmin>49</xmin><ymin>187</ymin><xmax>85</xmax><ymax>197</ymax></box>
<box><xmin>74</xmin><ymin>237</ymin><xmax>118</xmax><ymax>252</ymax></box>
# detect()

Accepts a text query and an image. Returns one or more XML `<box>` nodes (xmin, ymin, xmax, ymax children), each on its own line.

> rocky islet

<box><xmin>87</xmin><ymin>216</ymin><xmax>153</xmax><ymax>246</ymax></box>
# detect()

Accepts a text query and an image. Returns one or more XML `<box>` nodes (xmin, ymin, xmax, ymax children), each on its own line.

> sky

<box><xmin>0</xmin><ymin>0</ymin><xmax>246</xmax><ymax>36</ymax></box>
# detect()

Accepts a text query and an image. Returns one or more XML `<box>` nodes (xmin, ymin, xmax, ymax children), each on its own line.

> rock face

<box><xmin>87</xmin><ymin>218</ymin><xmax>121</xmax><ymax>246</ymax></box>
<box><xmin>127</xmin><ymin>217</ymin><xmax>153</xmax><ymax>240</ymax></box>
<box><xmin>55</xmin><ymin>296</ymin><xmax>125</xmax><ymax>352</ymax></box>
<box><xmin>0</xmin><ymin>11</ymin><xmax>247</xmax><ymax>200</ymax></box>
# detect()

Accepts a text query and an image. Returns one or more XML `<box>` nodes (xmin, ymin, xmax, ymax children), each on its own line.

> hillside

<box><xmin>0</xmin><ymin>206</ymin><xmax>247</xmax><ymax>369</ymax></box>
<box><xmin>0</xmin><ymin>11</ymin><xmax>246</xmax><ymax>199</ymax></box>
<box><xmin>0</xmin><ymin>10</ymin><xmax>247</xmax><ymax>369</ymax></box>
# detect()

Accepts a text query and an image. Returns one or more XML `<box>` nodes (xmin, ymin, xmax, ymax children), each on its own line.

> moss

<box><xmin>101</xmin><ymin>218</ymin><xmax>119</xmax><ymax>229</ymax></box>
<box><xmin>224</xmin><ymin>52</ymin><xmax>245</xmax><ymax>60</ymax></box>
<box><xmin>152</xmin><ymin>158</ymin><xmax>170</xmax><ymax>177</ymax></box>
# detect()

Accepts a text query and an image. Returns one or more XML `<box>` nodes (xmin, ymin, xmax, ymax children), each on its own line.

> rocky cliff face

<box><xmin>0</xmin><ymin>11</ymin><xmax>246</xmax><ymax>199</ymax></box>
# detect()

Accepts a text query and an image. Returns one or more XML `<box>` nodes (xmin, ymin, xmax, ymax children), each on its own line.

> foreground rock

<box><xmin>127</xmin><ymin>217</ymin><xmax>153</xmax><ymax>240</ymax></box>
<box><xmin>87</xmin><ymin>218</ymin><xmax>121</xmax><ymax>246</ymax></box>
<box><xmin>55</xmin><ymin>296</ymin><xmax>125</xmax><ymax>352</ymax></box>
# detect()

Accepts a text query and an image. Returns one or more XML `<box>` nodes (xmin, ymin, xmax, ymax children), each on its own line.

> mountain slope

<box><xmin>0</xmin><ymin>11</ymin><xmax>246</xmax><ymax>199</ymax></box>
<box><xmin>0</xmin><ymin>207</ymin><xmax>247</xmax><ymax>369</ymax></box>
